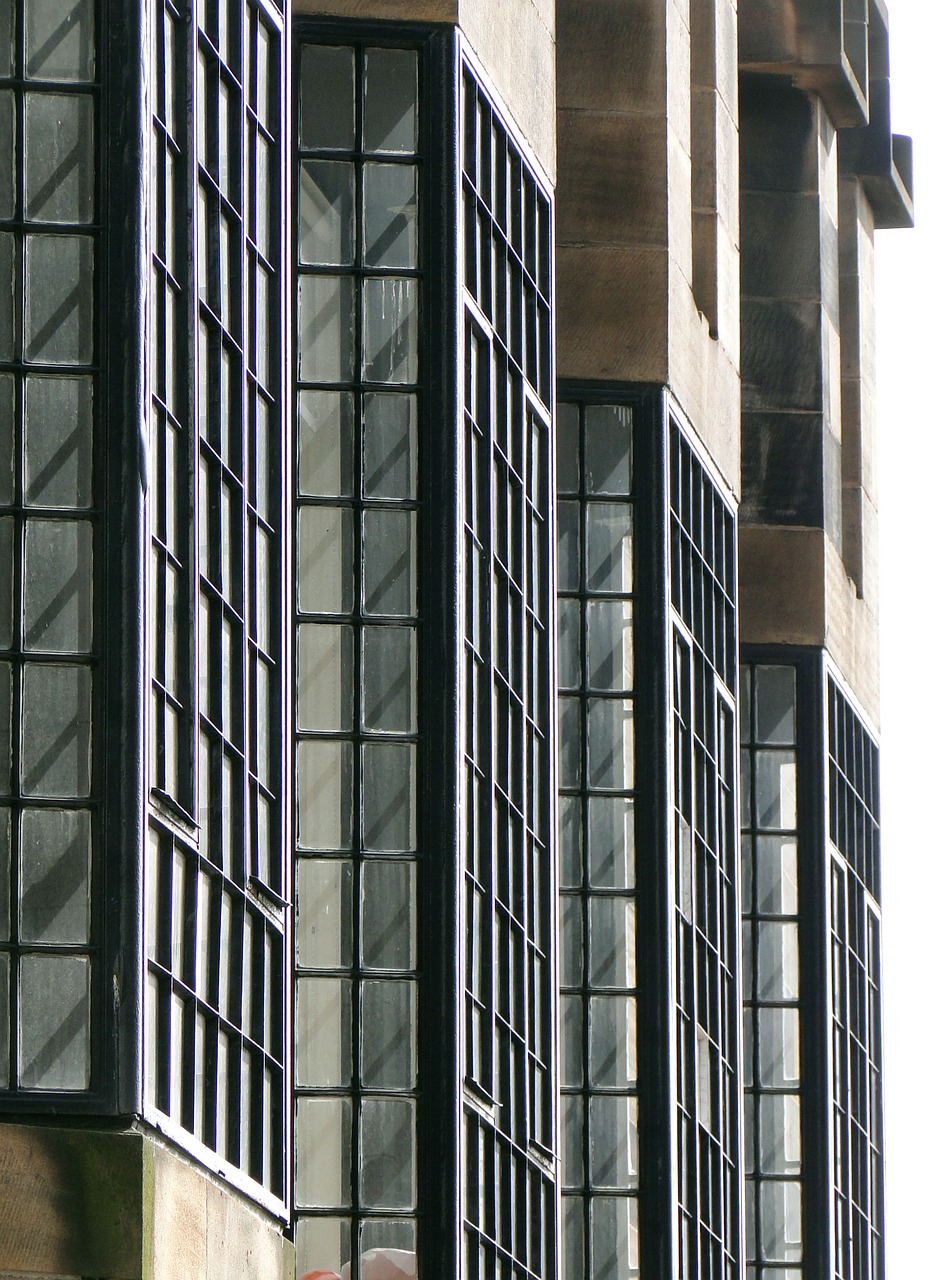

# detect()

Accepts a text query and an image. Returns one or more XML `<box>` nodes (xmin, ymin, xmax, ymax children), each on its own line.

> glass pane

<box><xmin>0</xmin><ymin>90</ymin><xmax>13</xmax><ymax>220</ymax></box>
<box><xmin>559</xmin><ymin>796</ymin><xmax>582</xmax><ymax>888</ymax></box>
<box><xmin>25</xmin><ymin>92</ymin><xmax>94</xmax><ymax>223</ymax></box>
<box><xmin>562</xmin><ymin>1195</ymin><xmax>585</xmax><ymax>1280</ymax></box>
<box><xmin>361</xmin><ymin>860</ymin><xmax>415</xmax><ymax>970</ymax></box>
<box><xmin>25</xmin><ymin>0</ymin><xmax>94</xmax><ymax>81</ymax></box>
<box><xmin>19</xmin><ymin>953</ymin><xmax>90</xmax><ymax>1089</ymax></box>
<box><xmin>362</xmin><ymin>278</ymin><xmax>417</xmax><ymax>383</ymax></box>
<box><xmin>559</xmin><ymin>896</ymin><xmax>583</xmax><ymax>987</ymax></box>
<box><xmin>0</xmin><ymin>807</ymin><xmax>8</xmax><ymax>939</ymax></box>
<box><xmin>362</xmin><ymin>741</ymin><xmax>414</xmax><ymax>851</ymax></box>
<box><xmin>363</xmin><ymin>510</ymin><xmax>415</xmax><ymax>617</ymax></box>
<box><xmin>359</xmin><ymin>1097</ymin><xmax>415</xmax><ymax>1209</ymax></box>
<box><xmin>24</xmin><ymin>376</ymin><xmax>93</xmax><ymax>507</ymax></box>
<box><xmin>587</xmin><ymin>599</ymin><xmax>634</xmax><ymax>691</ymax></box>
<box><xmin>755</xmin><ymin>666</ymin><xmax>796</xmax><ymax>745</ymax></box>
<box><xmin>23</xmin><ymin>518</ymin><xmax>93</xmax><ymax>652</ymax></box>
<box><xmin>299</xmin><ymin>45</ymin><xmax>354</xmax><ymax>151</ymax></box>
<box><xmin>589</xmin><ymin>993</ymin><xmax>637</xmax><ymax>1087</ymax></box>
<box><xmin>757</xmin><ymin>1007</ymin><xmax>800</xmax><ymax>1087</ymax></box>
<box><xmin>756</xmin><ymin>921</ymin><xmax>800</xmax><ymax>1000</ymax></box>
<box><xmin>24</xmin><ymin>235</ymin><xmax>94</xmax><ymax>365</ymax></box>
<box><xmin>0</xmin><ymin>517</ymin><xmax>13</xmax><ymax>649</ymax></box>
<box><xmin>363</xmin><ymin>49</ymin><xmax>417</xmax><ymax>154</ymax></box>
<box><xmin>588</xmin><ymin>796</ymin><xmax>635</xmax><ymax>888</ymax></box>
<box><xmin>0</xmin><ymin>662</ymin><xmax>10</xmax><ymax>793</ymax></box>
<box><xmin>20</xmin><ymin>807</ymin><xmax>90</xmax><ymax>943</ymax></box>
<box><xmin>297</xmin><ymin>622</ymin><xmax>353</xmax><ymax>732</ymax></box>
<box><xmin>588</xmin><ymin>897</ymin><xmax>636</xmax><ymax>989</ymax></box>
<box><xmin>587</xmin><ymin>698</ymin><xmax>634</xmax><ymax>791</ymax></box>
<box><xmin>358</xmin><ymin>1219</ymin><xmax>416</xmax><ymax>1267</ymax></box>
<box><xmin>586</xmin><ymin>502</ymin><xmax>633</xmax><ymax>593</ymax></box>
<box><xmin>295</xmin><ymin>976</ymin><xmax>351</xmax><ymax>1087</ymax></box>
<box><xmin>21</xmin><ymin>662</ymin><xmax>92</xmax><ymax>797</ymax></box>
<box><xmin>0</xmin><ymin>233</ymin><xmax>15</xmax><ymax>360</ymax></box>
<box><xmin>755</xmin><ymin>750</ymin><xmax>797</xmax><ymax>830</ymax></box>
<box><xmin>0</xmin><ymin>0</ymin><xmax>11</xmax><ymax>78</ymax></box>
<box><xmin>362</xmin><ymin>393</ymin><xmax>416</xmax><ymax>499</ymax></box>
<box><xmin>294</xmin><ymin>1096</ymin><xmax>351</xmax><ymax>1208</ymax></box>
<box><xmin>0</xmin><ymin>375</ymin><xmax>12</xmax><ymax>506</ymax></box>
<box><xmin>585</xmin><ymin>404</ymin><xmax>632</xmax><ymax>495</ymax></box>
<box><xmin>297</xmin><ymin>275</ymin><xmax>354</xmax><ymax>383</ymax></box>
<box><xmin>561</xmin><ymin>1093</ymin><xmax>584</xmax><ymax>1189</ymax></box>
<box><xmin>295</xmin><ymin>1217</ymin><xmax>350</xmax><ymax>1280</ymax></box>
<box><xmin>364</xmin><ymin>163</ymin><xmax>416</xmax><ymax>268</ymax></box>
<box><xmin>296</xmin><ymin>739</ymin><xmax>353</xmax><ymax>851</ymax></box>
<box><xmin>297</xmin><ymin>389</ymin><xmax>353</xmax><ymax>498</ymax></box>
<box><xmin>360</xmin><ymin>977</ymin><xmax>415</xmax><ymax>1088</ymax></box>
<box><xmin>590</xmin><ymin>1095</ymin><xmax>638</xmax><ymax>1189</ymax></box>
<box><xmin>361</xmin><ymin>625</ymin><xmax>415</xmax><ymax>733</ymax></box>
<box><xmin>590</xmin><ymin>1195</ymin><xmax>639</xmax><ymax>1280</ymax></box>
<box><xmin>298</xmin><ymin>159</ymin><xmax>354</xmax><ymax>266</ymax></box>
<box><xmin>556</xmin><ymin>403</ymin><xmax>579</xmax><ymax>493</ymax></box>
<box><xmin>295</xmin><ymin>858</ymin><xmax>351</xmax><ymax>969</ymax></box>
<box><xmin>561</xmin><ymin>992</ymin><xmax>583</xmax><ymax>1087</ymax></box>
<box><xmin>297</xmin><ymin>506</ymin><xmax>353</xmax><ymax>615</ymax></box>
<box><xmin>558</xmin><ymin>695</ymin><xmax>581</xmax><ymax>790</ymax></box>
<box><xmin>756</xmin><ymin>836</ymin><xmax>798</xmax><ymax>915</ymax></box>
<box><xmin>558</xmin><ymin>598</ymin><xmax>581</xmax><ymax>691</ymax></box>
<box><xmin>758</xmin><ymin>1093</ymin><xmax>802</xmax><ymax>1174</ymax></box>
<box><xmin>557</xmin><ymin>500</ymin><xmax>580</xmax><ymax>591</ymax></box>
<box><xmin>0</xmin><ymin>951</ymin><xmax>8</xmax><ymax>1087</ymax></box>
<box><xmin>759</xmin><ymin>1180</ymin><xmax>802</xmax><ymax>1263</ymax></box>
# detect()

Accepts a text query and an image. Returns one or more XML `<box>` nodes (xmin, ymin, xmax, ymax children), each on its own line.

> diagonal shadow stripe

<box><xmin>27</xmin><ymin>11</ymin><xmax>91</xmax><ymax>80</ymax></box>
<box><xmin>25</xmin><ymin>425</ymin><xmax>85</xmax><ymax>503</ymax></box>
<box><xmin>28</xmin><ymin>144</ymin><xmax>83</xmax><ymax>221</ymax></box>
<box><xmin>28</xmin><ymin>283</ymin><xmax>83</xmax><ymax>362</ymax></box>
<box><xmin>25</xmin><ymin>561</ymin><xmax>88</xmax><ymax>649</ymax></box>
<box><xmin>22</xmin><ymin>710</ymin><xmax>86</xmax><ymax>795</ymax></box>
<box><xmin>20</xmin><ymin>984</ymin><xmax>87</xmax><ymax>1085</ymax></box>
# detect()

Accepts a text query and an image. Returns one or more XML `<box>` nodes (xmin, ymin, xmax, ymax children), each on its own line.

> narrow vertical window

<box><xmin>828</xmin><ymin>677</ymin><xmax>882</xmax><ymax>1280</ymax></box>
<box><xmin>145</xmin><ymin>0</ymin><xmax>288</xmax><ymax>1208</ymax></box>
<box><xmin>460</xmin><ymin>62</ymin><xmax>557</xmax><ymax>1280</ymax></box>
<box><xmin>0</xmin><ymin>0</ymin><xmax>99</xmax><ymax>1096</ymax></box>
<box><xmin>740</xmin><ymin>663</ymin><xmax>803</xmax><ymax>1279</ymax></box>
<box><xmin>557</xmin><ymin>399</ymin><xmax>639</xmax><ymax>1280</ymax></box>
<box><xmin>670</xmin><ymin>422</ymin><xmax>740</xmax><ymax>1280</ymax></box>
<box><xmin>293</xmin><ymin>38</ymin><xmax>421</xmax><ymax>1276</ymax></box>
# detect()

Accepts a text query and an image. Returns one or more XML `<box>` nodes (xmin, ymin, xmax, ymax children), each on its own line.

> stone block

<box><xmin>556</xmin><ymin>0</ymin><xmax>666</xmax><ymax>115</ymax></box>
<box><xmin>740</xmin><ymin>190</ymin><xmax>821</xmax><ymax>300</ymax></box>
<box><xmin>556</xmin><ymin>244</ymin><xmax>669</xmax><ymax>384</ymax></box>
<box><xmin>556</xmin><ymin>110</ymin><xmax>668</xmax><ymax>248</ymax></box>
<box><xmin>0</xmin><ymin>1126</ymin><xmax>143</xmax><ymax>1279</ymax></box>
<box><xmin>741</xmin><ymin>298</ymin><xmax>823</xmax><ymax>412</ymax></box>
<box><xmin>739</xmin><ymin>77</ymin><xmax>818</xmax><ymax>195</ymax></box>
<box><xmin>741</xmin><ymin>410</ymin><xmax>826</xmax><ymax>526</ymax></box>
<box><xmin>738</xmin><ymin>524</ymin><xmax>826</xmax><ymax>647</ymax></box>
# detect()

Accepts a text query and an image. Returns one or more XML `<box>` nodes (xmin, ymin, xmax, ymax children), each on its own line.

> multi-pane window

<box><xmin>461</xmin><ymin>60</ymin><xmax>557</xmax><ymax>1280</ymax></box>
<box><xmin>145</xmin><ymin>0</ymin><xmax>288</xmax><ymax>1209</ymax></box>
<box><xmin>670</xmin><ymin>423</ymin><xmax>740</xmax><ymax>1280</ymax></box>
<box><xmin>0</xmin><ymin>0</ymin><xmax>99</xmax><ymax>1095</ymax></box>
<box><xmin>740</xmin><ymin>664</ymin><xmax>803</xmax><ymax>1280</ymax></box>
<box><xmin>557</xmin><ymin>400</ymin><xmax>639</xmax><ymax>1280</ymax></box>
<box><xmin>828</xmin><ymin>678</ymin><xmax>882</xmax><ymax>1280</ymax></box>
<box><xmin>293</xmin><ymin>38</ymin><xmax>422</xmax><ymax>1276</ymax></box>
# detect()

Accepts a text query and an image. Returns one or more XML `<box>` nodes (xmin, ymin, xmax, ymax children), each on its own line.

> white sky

<box><xmin>875</xmin><ymin>3</ymin><xmax>929</xmax><ymax>1275</ymax></box>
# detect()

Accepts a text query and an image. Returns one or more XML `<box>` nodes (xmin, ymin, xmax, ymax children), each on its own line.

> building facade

<box><xmin>0</xmin><ymin>1</ymin><xmax>911</xmax><ymax>1279</ymax></box>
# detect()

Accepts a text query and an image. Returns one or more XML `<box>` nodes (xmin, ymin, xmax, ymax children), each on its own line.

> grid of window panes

<box><xmin>828</xmin><ymin>677</ymin><xmax>879</xmax><ymax>901</ymax></box>
<box><xmin>150</xmin><ymin>0</ymin><xmax>192</xmax><ymax>809</ymax></box>
<box><xmin>556</xmin><ymin>400</ymin><xmax>639</xmax><ymax>1280</ymax></box>
<box><xmin>293</xmin><ymin>40</ymin><xmax>421</xmax><ymax>1277</ymax></box>
<box><xmin>0</xmin><ymin>0</ymin><xmax>99</xmax><ymax>1094</ymax></box>
<box><xmin>670</xmin><ymin>423</ymin><xmax>740</xmax><ymax>1280</ymax></box>
<box><xmin>145</xmin><ymin>0</ymin><xmax>287</xmax><ymax>1205</ymax></box>
<box><xmin>828</xmin><ymin>680</ymin><xmax>883</xmax><ymax>1280</ymax></box>
<box><xmin>740</xmin><ymin>664</ymin><xmax>802</xmax><ymax>1280</ymax></box>
<box><xmin>461</xmin><ymin>63</ymin><xmax>557</xmax><ymax>1280</ymax></box>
